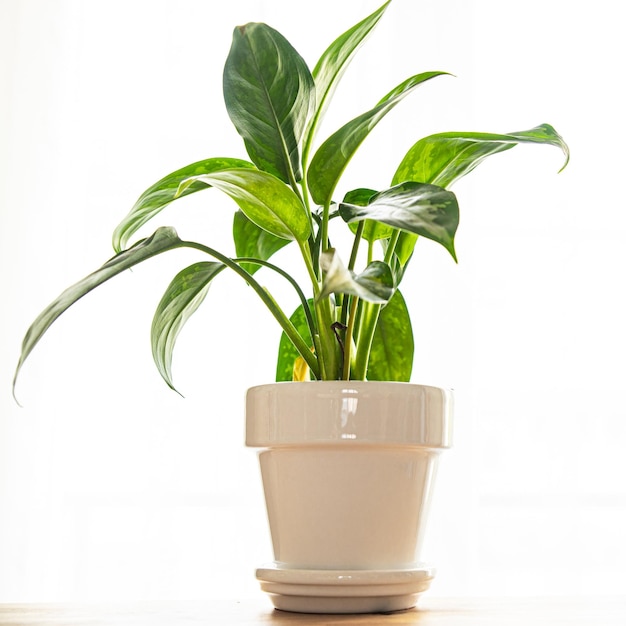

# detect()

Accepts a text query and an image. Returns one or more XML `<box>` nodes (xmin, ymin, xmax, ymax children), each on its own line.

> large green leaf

<box><xmin>276</xmin><ymin>299</ymin><xmax>315</xmax><ymax>382</ymax></box>
<box><xmin>392</xmin><ymin>124</ymin><xmax>570</xmax><ymax>188</ymax></box>
<box><xmin>182</xmin><ymin>168</ymin><xmax>311</xmax><ymax>242</ymax></box>
<box><xmin>308</xmin><ymin>71</ymin><xmax>448</xmax><ymax>206</ymax></box>
<box><xmin>112</xmin><ymin>157</ymin><xmax>255</xmax><ymax>252</ymax></box>
<box><xmin>304</xmin><ymin>0</ymin><xmax>391</xmax><ymax>160</ymax></box>
<box><xmin>232</xmin><ymin>210</ymin><xmax>291</xmax><ymax>275</ymax></box>
<box><xmin>366</xmin><ymin>290</ymin><xmax>413</xmax><ymax>382</ymax></box>
<box><xmin>319</xmin><ymin>249</ymin><xmax>394</xmax><ymax>304</ymax></box>
<box><xmin>339</xmin><ymin>182</ymin><xmax>459</xmax><ymax>261</ymax></box>
<box><xmin>13</xmin><ymin>226</ymin><xmax>183</xmax><ymax>396</ymax></box>
<box><xmin>223</xmin><ymin>22</ymin><xmax>315</xmax><ymax>183</ymax></box>
<box><xmin>151</xmin><ymin>261</ymin><xmax>226</xmax><ymax>393</ymax></box>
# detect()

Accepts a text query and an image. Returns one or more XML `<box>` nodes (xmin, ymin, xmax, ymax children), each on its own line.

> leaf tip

<box><xmin>558</xmin><ymin>148</ymin><xmax>571</xmax><ymax>173</ymax></box>
<box><xmin>164</xmin><ymin>376</ymin><xmax>186</xmax><ymax>398</ymax></box>
<box><xmin>11</xmin><ymin>373</ymin><xmax>24</xmax><ymax>408</ymax></box>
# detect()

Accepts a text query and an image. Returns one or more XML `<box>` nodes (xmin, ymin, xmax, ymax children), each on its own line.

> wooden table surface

<box><xmin>1</xmin><ymin>596</ymin><xmax>625</xmax><ymax>625</ymax></box>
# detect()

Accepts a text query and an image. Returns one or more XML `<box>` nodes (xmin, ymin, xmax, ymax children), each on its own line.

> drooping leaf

<box><xmin>339</xmin><ymin>182</ymin><xmax>459</xmax><ymax>261</ymax></box>
<box><xmin>151</xmin><ymin>261</ymin><xmax>226</xmax><ymax>393</ymax></box>
<box><xmin>392</xmin><ymin>124</ymin><xmax>570</xmax><ymax>188</ymax></box>
<box><xmin>223</xmin><ymin>22</ymin><xmax>315</xmax><ymax>183</ymax></box>
<box><xmin>304</xmin><ymin>0</ymin><xmax>391</xmax><ymax>160</ymax></box>
<box><xmin>308</xmin><ymin>71</ymin><xmax>448</xmax><ymax>206</ymax></box>
<box><xmin>367</xmin><ymin>290</ymin><xmax>413</xmax><ymax>382</ymax></box>
<box><xmin>276</xmin><ymin>299</ymin><xmax>315</xmax><ymax>382</ymax></box>
<box><xmin>319</xmin><ymin>249</ymin><xmax>394</xmax><ymax>304</ymax></box>
<box><xmin>182</xmin><ymin>168</ymin><xmax>311</xmax><ymax>242</ymax></box>
<box><xmin>13</xmin><ymin>227</ymin><xmax>183</xmax><ymax>396</ymax></box>
<box><xmin>112</xmin><ymin>158</ymin><xmax>255</xmax><ymax>253</ymax></box>
<box><xmin>351</xmin><ymin>261</ymin><xmax>395</xmax><ymax>302</ymax></box>
<box><xmin>232</xmin><ymin>210</ymin><xmax>292</xmax><ymax>275</ymax></box>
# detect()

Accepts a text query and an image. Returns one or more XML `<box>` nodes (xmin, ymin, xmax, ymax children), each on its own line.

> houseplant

<box><xmin>13</xmin><ymin>0</ymin><xmax>568</xmax><ymax>614</ymax></box>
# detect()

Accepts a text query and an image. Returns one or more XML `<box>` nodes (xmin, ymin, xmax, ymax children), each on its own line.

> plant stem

<box><xmin>315</xmin><ymin>296</ymin><xmax>340</xmax><ymax>380</ymax></box>
<box><xmin>351</xmin><ymin>229</ymin><xmax>402</xmax><ymax>380</ymax></box>
<box><xmin>348</xmin><ymin>222</ymin><xmax>365</xmax><ymax>271</ymax></box>
<box><xmin>298</xmin><ymin>240</ymin><xmax>322</xmax><ymax>298</ymax></box>
<box><xmin>384</xmin><ymin>229</ymin><xmax>401</xmax><ymax>265</ymax></box>
<box><xmin>320</xmin><ymin>200</ymin><xmax>331</xmax><ymax>253</ymax></box>
<box><xmin>182</xmin><ymin>240</ymin><xmax>321</xmax><ymax>379</ymax></box>
<box><xmin>299</xmin><ymin>178</ymin><xmax>317</xmax><ymax>256</ymax></box>
<box><xmin>235</xmin><ymin>256</ymin><xmax>317</xmax><ymax>341</ymax></box>
<box><xmin>342</xmin><ymin>295</ymin><xmax>360</xmax><ymax>380</ymax></box>
<box><xmin>351</xmin><ymin>301</ymin><xmax>380</xmax><ymax>380</ymax></box>
<box><xmin>298</xmin><ymin>236</ymin><xmax>341</xmax><ymax>379</ymax></box>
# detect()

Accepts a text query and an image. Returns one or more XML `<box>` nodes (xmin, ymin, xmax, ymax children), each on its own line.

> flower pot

<box><xmin>246</xmin><ymin>381</ymin><xmax>452</xmax><ymax>614</ymax></box>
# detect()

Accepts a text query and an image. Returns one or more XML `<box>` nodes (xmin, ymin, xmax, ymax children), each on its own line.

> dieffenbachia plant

<box><xmin>13</xmin><ymin>0</ymin><xmax>569</xmax><ymax>397</ymax></box>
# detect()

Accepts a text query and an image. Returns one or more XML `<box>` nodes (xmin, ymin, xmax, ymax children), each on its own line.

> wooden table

<box><xmin>1</xmin><ymin>597</ymin><xmax>625</xmax><ymax>625</ymax></box>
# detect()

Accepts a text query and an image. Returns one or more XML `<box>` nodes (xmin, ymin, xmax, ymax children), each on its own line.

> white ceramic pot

<box><xmin>246</xmin><ymin>381</ymin><xmax>452</xmax><ymax>614</ymax></box>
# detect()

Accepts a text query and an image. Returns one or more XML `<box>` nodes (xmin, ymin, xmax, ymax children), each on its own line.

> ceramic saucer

<box><xmin>256</xmin><ymin>563</ymin><xmax>435</xmax><ymax>614</ymax></box>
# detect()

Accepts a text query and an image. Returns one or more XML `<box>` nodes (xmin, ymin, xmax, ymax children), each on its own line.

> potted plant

<box><xmin>13</xmin><ymin>0</ymin><xmax>568</xmax><ymax>614</ymax></box>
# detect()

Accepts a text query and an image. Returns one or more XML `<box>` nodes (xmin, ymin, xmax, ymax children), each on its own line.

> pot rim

<box><xmin>245</xmin><ymin>381</ymin><xmax>453</xmax><ymax>449</ymax></box>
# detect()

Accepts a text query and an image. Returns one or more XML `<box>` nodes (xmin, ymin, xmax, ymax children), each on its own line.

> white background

<box><xmin>1</xmin><ymin>0</ymin><xmax>624</xmax><ymax>602</ymax></box>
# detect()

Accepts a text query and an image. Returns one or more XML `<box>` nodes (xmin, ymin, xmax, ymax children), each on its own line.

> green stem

<box><xmin>299</xmin><ymin>179</ymin><xmax>317</xmax><ymax>255</ymax></box>
<box><xmin>342</xmin><ymin>295</ymin><xmax>360</xmax><ymax>380</ymax></box>
<box><xmin>182</xmin><ymin>240</ymin><xmax>320</xmax><ymax>379</ymax></box>
<box><xmin>340</xmin><ymin>221</ymin><xmax>365</xmax><ymax>340</ymax></box>
<box><xmin>315</xmin><ymin>296</ymin><xmax>340</xmax><ymax>379</ymax></box>
<box><xmin>384</xmin><ymin>229</ymin><xmax>401</xmax><ymax>265</ymax></box>
<box><xmin>321</xmin><ymin>200</ymin><xmax>331</xmax><ymax>253</ymax></box>
<box><xmin>299</xmin><ymin>235</ymin><xmax>341</xmax><ymax>379</ymax></box>
<box><xmin>299</xmin><ymin>240</ymin><xmax>321</xmax><ymax>298</ymax></box>
<box><xmin>351</xmin><ymin>229</ymin><xmax>402</xmax><ymax>380</ymax></box>
<box><xmin>348</xmin><ymin>222</ymin><xmax>364</xmax><ymax>271</ymax></box>
<box><xmin>235</xmin><ymin>256</ymin><xmax>317</xmax><ymax>341</ymax></box>
<box><xmin>352</xmin><ymin>301</ymin><xmax>381</xmax><ymax>380</ymax></box>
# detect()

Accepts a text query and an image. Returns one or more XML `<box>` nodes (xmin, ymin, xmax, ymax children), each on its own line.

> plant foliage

<box><xmin>14</xmin><ymin>1</ymin><xmax>569</xmax><ymax>397</ymax></box>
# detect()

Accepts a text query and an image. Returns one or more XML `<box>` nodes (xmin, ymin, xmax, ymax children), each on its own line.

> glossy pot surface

<box><xmin>245</xmin><ymin>381</ymin><xmax>453</xmax><ymax>613</ymax></box>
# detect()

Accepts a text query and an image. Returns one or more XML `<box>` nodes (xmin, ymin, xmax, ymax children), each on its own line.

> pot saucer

<box><xmin>256</xmin><ymin>563</ymin><xmax>435</xmax><ymax>614</ymax></box>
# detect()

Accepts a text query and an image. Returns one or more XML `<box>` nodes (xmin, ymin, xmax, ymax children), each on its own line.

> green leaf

<box><xmin>342</xmin><ymin>188</ymin><xmax>378</xmax><ymax>205</ymax></box>
<box><xmin>151</xmin><ymin>261</ymin><xmax>226</xmax><ymax>393</ymax></box>
<box><xmin>223</xmin><ymin>22</ymin><xmax>315</xmax><ymax>183</ymax></box>
<box><xmin>184</xmin><ymin>168</ymin><xmax>311</xmax><ymax>242</ymax></box>
<box><xmin>343</xmin><ymin>188</ymin><xmax>394</xmax><ymax>242</ymax></box>
<box><xmin>367</xmin><ymin>290</ymin><xmax>413</xmax><ymax>382</ymax></box>
<box><xmin>13</xmin><ymin>226</ymin><xmax>183</xmax><ymax>397</ymax></box>
<box><xmin>232</xmin><ymin>210</ymin><xmax>291</xmax><ymax>275</ymax></box>
<box><xmin>308</xmin><ymin>71</ymin><xmax>448</xmax><ymax>206</ymax></box>
<box><xmin>356</xmin><ymin>221</ymin><xmax>395</xmax><ymax>244</ymax></box>
<box><xmin>112</xmin><ymin>157</ymin><xmax>255</xmax><ymax>253</ymax></box>
<box><xmin>339</xmin><ymin>181</ymin><xmax>459</xmax><ymax>261</ymax></box>
<box><xmin>304</xmin><ymin>0</ymin><xmax>391</xmax><ymax>160</ymax></box>
<box><xmin>392</xmin><ymin>123</ymin><xmax>570</xmax><ymax>188</ymax></box>
<box><xmin>276</xmin><ymin>299</ymin><xmax>315</xmax><ymax>382</ymax></box>
<box><xmin>319</xmin><ymin>249</ymin><xmax>394</xmax><ymax>304</ymax></box>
